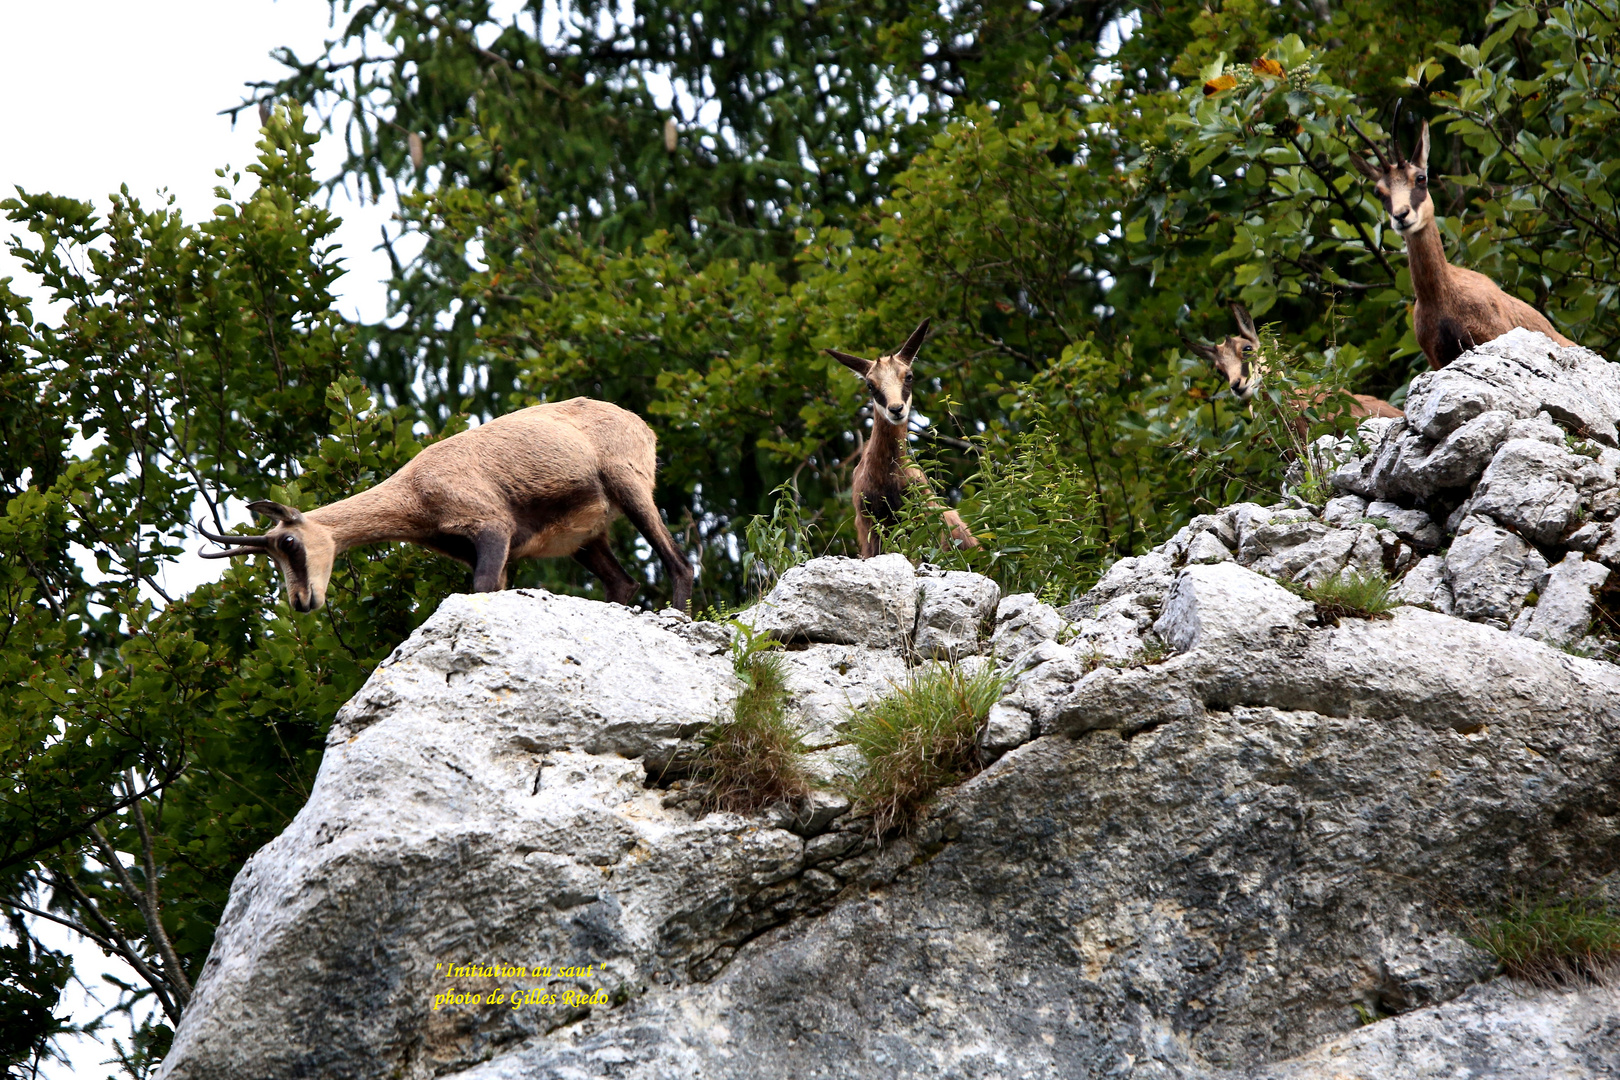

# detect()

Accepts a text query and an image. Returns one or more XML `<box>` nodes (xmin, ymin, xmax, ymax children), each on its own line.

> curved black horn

<box><xmin>895</xmin><ymin>318</ymin><xmax>931</xmax><ymax>361</ymax></box>
<box><xmin>1391</xmin><ymin>99</ymin><xmax>1406</xmax><ymax>165</ymax></box>
<box><xmin>1345</xmin><ymin>115</ymin><xmax>1391</xmax><ymax>173</ymax></box>
<box><xmin>196</xmin><ymin>521</ymin><xmax>270</xmax><ymax>549</ymax></box>
<box><xmin>198</xmin><ymin>545</ymin><xmax>265</xmax><ymax>560</ymax></box>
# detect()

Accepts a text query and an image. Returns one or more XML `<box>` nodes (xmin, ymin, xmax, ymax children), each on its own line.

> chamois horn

<box><xmin>1345</xmin><ymin>115</ymin><xmax>1392</xmax><ymax>174</ymax></box>
<box><xmin>196</xmin><ymin>521</ymin><xmax>271</xmax><ymax>559</ymax></box>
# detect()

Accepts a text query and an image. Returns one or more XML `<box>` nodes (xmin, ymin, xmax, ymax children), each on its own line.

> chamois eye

<box><xmin>279</xmin><ymin>535</ymin><xmax>296</xmax><ymax>552</ymax></box>
<box><xmin>1415</xmin><ymin>172</ymin><xmax>1427</xmax><ymax>185</ymax></box>
<box><xmin>1242</xmin><ymin>345</ymin><xmax>1255</xmax><ymax>355</ymax></box>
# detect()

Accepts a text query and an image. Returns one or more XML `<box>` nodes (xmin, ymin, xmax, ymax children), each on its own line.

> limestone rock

<box><xmin>1185</xmin><ymin>528</ymin><xmax>1235</xmax><ymax>564</ymax></box>
<box><xmin>1520</xmin><ymin>552</ymin><xmax>1611</xmax><ymax>648</ymax></box>
<box><xmin>1392</xmin><ymin>554</ymin><xmax>1454</xmax><ymax>615</ymax></box>
<box><xmin>1403</xmin><ymin>328</ymin><xmax>1620</xmax><ymax>446</ymax></box>
<box><xmin>743</xmin><ymin>553</ymin><xmax>918</xmax><ymax>649</ymax></box>
<box><xmin>1254</xmin><ymin>980</ymin><xmax>1620</xmax><ymax>1080</ymax></box>
<box><xmin>1470</xmin><ymin>438</ymin><xmax>1586</xmax><ymax>545</ymax></box>
<box><xmin>1369</xmin><ymin>409</ymin><xmax>1515</xmax><ymax>498</ymax></box>
<box><xmin>1321</xmin><ymin>494</ymin><xmax>1368</xmax><ymax>527</ymax></box>
<box><xmin>1444</xmin><ymin>516</ymin><xmax>1551</xmax><ymax>626</ymax></box>
<box><xmin>1153</xmin><ymin>562</ymin><xmax>1314</xmax><ymax>655</ymax></box>
<box><xmin>912</xmin><ymin>567</ymin><xmax>1000</xmax><ymax>660</ymax></box>
<box><xmin>1365</xmin><ymin>500</ymin><xmax>1442</xmax><ymax>549</ymax></box>
<box><xmin>330</xmin><ymin>590</ymin><xmax>736</xmax><ymax>767</ymax></box>
<box><xmin>988</xmin><ymin>592</ymin><xmax>1066</xmax><ymax>663</ymax></box>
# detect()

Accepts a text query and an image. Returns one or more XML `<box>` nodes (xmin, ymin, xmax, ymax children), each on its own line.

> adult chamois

<box><xmin>198</xmin><ymin>398</ymin><xmax>693</xmax><ymax>612</ymax></box>
<box><xmin>1183</xmin><ymin>303</ymin><xmax>1402</xmax><ymax>424</ymax></box>
<box><xmin>1347</xmin><ymin>112</ymin><xmax>1573</xmax><ymax>368</ymax></box>
<box><xmin>828</xmin><ymin>319</ymin><xmax>978</xmax><ymax>559</ymax></box>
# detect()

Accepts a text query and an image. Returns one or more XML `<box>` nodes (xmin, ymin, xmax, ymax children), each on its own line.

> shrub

<box><xmin>1468</xmin><ymin>892</ymin><xmax>1620</xmax><ymax>988</ymax></box>
<box><xmin>691</xmin><ymin>632</ymin><xmax>811</xmax><ymax>814</ymax></box>
<box><xmin>845</xmin><ymin>664</ymin><xmax>1006</xmax><ymax>836</ymax></box>
<box><xmin>877</xmin><ymin>412</ymin><xmax>1104</xmax><ymax>608</ymax></box>
<box><xmin>1299</xmin><ymin>568</ymin><xmax>1397</xmax><ymax>621</ymax></box>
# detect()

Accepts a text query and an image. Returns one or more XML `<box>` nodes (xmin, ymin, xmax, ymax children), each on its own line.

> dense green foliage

<box><xmin>4</xmin><ymin>0</ymin><xmax>1619</xmax><ymax>1073</ymax></box>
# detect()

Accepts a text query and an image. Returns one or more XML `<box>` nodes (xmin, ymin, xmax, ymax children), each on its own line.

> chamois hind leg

<box><xmin>573</xmin><ymin>535</ymin><xmax>638</xmax><ymax>607</ymax></box>
<box><xmin>610</xmin><ymin>487</ymin><xmax>694</xmax><ymax>612</ymax></box>
<box><xmin>472</xmin><ymin>528</ymin><xmax>512</xmax><ymax>592</ymax></box>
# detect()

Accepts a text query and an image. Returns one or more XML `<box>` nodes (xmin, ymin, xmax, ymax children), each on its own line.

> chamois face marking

<box><xmin>199</xmin><ymin>500</ymin><xmax>337</xmax><ymax>612</ymax></box>
<box><xmin>1184</xmin><ymin>304</ymin><xmax>1262</xmax><ymax>400</ymax></box>
<box><xmin>1350</xmin><ymin>116</ymin><xmax>1432</xmax><ymax>237</ymax></box>
<box><xmin>827</xmin><ymin>319</ymin><xmax>929</xmax><ymax>430</ymax></box>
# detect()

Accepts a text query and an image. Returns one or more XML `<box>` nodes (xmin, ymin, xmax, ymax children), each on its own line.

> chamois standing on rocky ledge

<box><xmin>198</xmin><ymin>398</ymin><xmax>693</xmax><ymax>612</ymax></box>
<box><xmin>1183</xmin><ymin>302</ymin><xmax>1403</xmax><ymax>426</ymax></box>
<box><xmin>828</xmin><ymin>319</ymin><xmax>979</xmax><ymax>559</ymax></box>
<box><xmin>1347</xmin><ymin>113</ymin><xmax>1574</xmax><ymax>369</ymax></box>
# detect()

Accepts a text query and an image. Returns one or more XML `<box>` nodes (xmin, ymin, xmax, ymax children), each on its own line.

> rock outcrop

<box><xmin>160</xmin><ymin>331</ymin><xmax>1620</xmax><ymax>1080</ymax></box>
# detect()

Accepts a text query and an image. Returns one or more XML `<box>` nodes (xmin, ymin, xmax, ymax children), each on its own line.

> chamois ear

<box><xmin>826</xmin><ymin>349</ymin><xmax>873</xmax><ymax>376</ymax></box>
<box><xmin>895</xmin><ymin>318</ymin><xmax>931</xmax><ymax>362</ymax></box>
<box><xmin>247</xmin><ymin>500</ymin><xmax>304</xmax><ymax>524</ymax></box>
<box><xmin>1230</xmin><ymin>303</ymin><xmax>1258</xmax><ymax>342</ymax></box>
<box><xmin>1412</xmin><ymin>120</ymin><xmax>1430</xmax><ymax>170</ymax></box>
<box><xmin>1180</xmin><ymin>334</ymin><xmax>1218</xmax><ymax>364</ymax></box>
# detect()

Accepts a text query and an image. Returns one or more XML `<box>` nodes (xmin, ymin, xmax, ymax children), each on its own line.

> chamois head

<box><xmin>1347</xmin><ymin>109</ymin><xmax>1432</xmax><ymax>238</ymax></box>
<box><xmin>198</xmin><ymin>501</ymin><xmax>337</xmax><ymax>612</ymax></box>
<box><xmin>1183</xmin><ymin>303</ymin><xmax>1262</xmax><ymax>400</ymax></box>
<box><xmin>827</xmin><ymin>319</ymin><xmax>930</xmax><ymax>429</ymax></box>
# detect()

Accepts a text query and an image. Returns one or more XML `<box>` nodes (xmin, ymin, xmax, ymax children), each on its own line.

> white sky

<box><xmin>0</xmin><ymin>3</ymin><xmax>398</xmax><ymax>1074</ymax></box>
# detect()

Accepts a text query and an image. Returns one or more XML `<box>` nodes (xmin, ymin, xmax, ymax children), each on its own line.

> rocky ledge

<box><xmin>160</xmin><ymin>332</ymin><xmax>1620</xmax><ymax>1080</ymax></box>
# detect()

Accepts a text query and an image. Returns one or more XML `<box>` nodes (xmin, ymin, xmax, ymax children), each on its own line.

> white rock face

<box><xmin>1403</xmin><ymin>328</ymin><xmax>1620</xmax><ymax>445</ymax></box>
<box><xmin>1521</xmin><ymin>552</ymin><xmax>1611</xmax><ymax>648</ymax></box>
<box><xmin>912</xmin><ymin>567</ymin><xmax>1000</xmax><ymax>659</ymax></box>
<box><xmin>1153</xmin><ymin>562</ymin><xmax>1314</xmax><ymax>654</ymax></box>
<box><xmin>1445</xmin><ymin>516</ymin><xmax>1551</xmax><ymax>626</ymax></box>
<box><xmin>1470</xmin><ymin>438</ymin><xmax>1586</xmax><ymax>545</ymax></box>
<box><xmin>743</xmin><ymin>553</ymin><xmax>919</xmax><ymax>649</ymax></box>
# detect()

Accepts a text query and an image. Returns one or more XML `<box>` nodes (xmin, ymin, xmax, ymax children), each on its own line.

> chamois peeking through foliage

<box><xmin>198</xmin><ymin>398</ymin><xmax>694</xmax><ymax>612</ymax></box>
<box><xmin>827</xmin><ymin>319</ymin><xmax>979</xmax><ymax>559</ymax></box>
<box><xmin>1183</xmin><ymin>303</ymin><xmax>1402</xmax><ymax>425</ymax></box>
<box><xmin>1346</xmin><ymin>109</ymin><xmax>1574</xmax><ymax>369</ymax></box>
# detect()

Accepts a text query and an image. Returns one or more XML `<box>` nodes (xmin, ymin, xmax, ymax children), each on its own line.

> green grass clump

<box><xmin>1468</xmin><ymin>893</ymin><xmax>1620</xmax><ymax>988</ymax></box>
<box><xmin>845</xmin><ymin>664</ymin><xmax>1006</xmax><ymax>836</ymax></box>
<box><xmin>1299</xmin><ymin>568</ymin><xmax>1398</xmax><ymax>620</ymax></box>
<box><xmin>692</xmin><ymin>646</ymin><xmax>812</xmax><ymax>814</ymax></box>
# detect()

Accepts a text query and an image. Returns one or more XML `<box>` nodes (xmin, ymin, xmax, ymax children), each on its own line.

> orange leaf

<box><xmin>1251</xmin><ymin>58</ymin><xmax>1285</xmax><ymax>79</ymax></box>
<box><xmin>1203</xmin><ymin>74</ymin><xmax>1239</xmax><ymax>95</ymax></box>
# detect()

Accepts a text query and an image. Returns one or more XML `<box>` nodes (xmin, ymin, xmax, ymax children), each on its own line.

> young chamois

<box><xmin>828</xmin><ymin>319</ymin><xmax>979</xmax><ymax>559</ymax></box>
<box><xmin>1183</xmin><ymin>303</ymin><xmax>1402</xmax><ymax>426</ymax></box>
<box><xmin>1346</xmin><ymin>113</ymin><xmax>1573</xmax><ymax>368</ymax></box>
<box><xmin>198</xmin><ymin>398</ymin><xmax>693</xmax><ymax>612</ymax></box>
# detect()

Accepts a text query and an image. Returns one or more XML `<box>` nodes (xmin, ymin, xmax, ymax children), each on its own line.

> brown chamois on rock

<box><xmin>1183</xmin><ymin>303</ymin><xmax>1403</xmax><ymax>429</ymax></box>
<box><xmin>198</xmin><ymin>398</ymin><xmax>693</xmax><ymax>612</ymax></box>
<box><xmin>827</xmin><ymin>319</ymin><xmax>979</xmax><ymax>559</ymax></box>
<box><xmin>1346</xmin><ymin>112</ymin><xmax>1574</xmax><ymax>369</ymax></box>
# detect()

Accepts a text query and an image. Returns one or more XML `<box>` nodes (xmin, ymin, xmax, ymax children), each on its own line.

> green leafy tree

<box><xmin>0</xmin><ymin>108</ymin><xmax>467</xmax><ymax>1073</ymax></box>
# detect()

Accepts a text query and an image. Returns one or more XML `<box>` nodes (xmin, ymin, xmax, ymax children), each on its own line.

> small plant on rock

<box><xmin>846</xmin><ymin>664</ymin><xmax>1006</xmax><ymax>836</ymax></box>
<box><xmin>1299</xmin><ymin>568</ymin><xmax>1398</xmax><ymax>621</ymax></box>
<box><xmin>691</xmin><ymin>627</ymin><xmax>812</xmax><ymax>814</ymax></box>
<box><xmin>1467</xmin><ymin>892</ymin><xmax>1620</xmax><ymax>988</ymax></box>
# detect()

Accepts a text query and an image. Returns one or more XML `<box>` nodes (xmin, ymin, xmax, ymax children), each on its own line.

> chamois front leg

<box><xmin>572</xmin><ymin>535</ymin><xmax>638</xmax><ymax>607</ymax></box>
<box><xmin>941</xmin><ymin>508</ymin><xmax>979</xmax><ymax>550</ymax></box>
<box><xmin>471</xmin><ymin>528</ymin><xmax>512</xmax><ymax>592</ymax></box>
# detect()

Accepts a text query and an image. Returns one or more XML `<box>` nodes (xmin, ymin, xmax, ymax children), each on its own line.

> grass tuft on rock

<box><xmin>693</xmin><ymin>645</ymin><xmax>812</xmax><ymax>814</ymax></box>
<box><xmin>1299</xmin><ymin>568</ymin><xmax>1397</xmax><ymax>621</ymax></box>
<box><xmin>1468</xmin><ymin>892</ymin><xmax>1620</xmax><ymax>988</ymax></box>
<box><xmin>846</xmin><ymin>664</ymin><xmax>1005</xmax><ymax>837</ymax></box>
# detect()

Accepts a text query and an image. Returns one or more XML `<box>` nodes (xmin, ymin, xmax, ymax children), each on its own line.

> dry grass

<box><xmin>1467</xmin><ymin>892</ymin><xmax>1620</xmax><ymax>988</ymax></box>
<box><xmin>692</xmin><ymin>649</ymin><xmax>812</xmax><ymax>814</ymax></box>
<box><xmin>845</xmin><ymin>664</ymin><xmax>1005</xmax><ymax>837</ymax></box>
